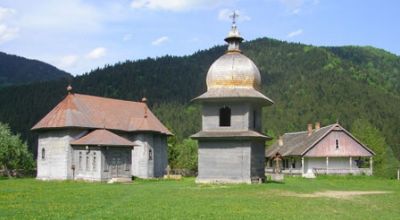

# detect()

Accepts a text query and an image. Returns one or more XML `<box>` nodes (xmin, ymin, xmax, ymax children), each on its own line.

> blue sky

<box><xmin>0</xmin><ymin>0</ymin><xmax>399</xmax><ymax>75</ymax></box>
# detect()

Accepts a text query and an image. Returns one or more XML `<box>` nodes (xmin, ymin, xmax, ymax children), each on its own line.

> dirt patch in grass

<box><xmin>283</xmin><ymin>190</ymin><xmax>392</xmax><ymax>199</ymax></box>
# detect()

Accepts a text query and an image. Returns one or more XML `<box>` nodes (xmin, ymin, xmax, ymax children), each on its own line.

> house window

<box><xmin>86</xmin><ymin>154</ymin><xmax>90</xmax><ymax>171</ymax></box>
<box><xmin>282</xmin><ymin>159</ymin><xmax>289</xmax><ymax>169</ymax></box>
<box><xmin>336</xmin><ymin>139</ymin><xmax>339</xmax><ymax>150</ymax></box>
<box><xmin>41</xmin><ymin>148</ymin><xmax>45</xmax><ymax>160</ymax></box>
<box><xmin>219</xmin><ymin>106</ymin><xmax>231</xmax><ymax>127</ymax></box>
<box><xmin>78</xmin><ymin>152</ymin><xmax>82</xmax><ymax>170</ymax></box>
<box><xmin>92</xmin><ymin>152</ymin><xmax>96</xmax><ymax>171</ymax></box>
<box><xmin>149</xmin><ymin>149</ymin><xmax>153</xmax><ymax>160</ymax></box>
<box><xmin>292</xmin><ymin>159</ymin><xmax>296</xmax><ymax>169</ymax></box>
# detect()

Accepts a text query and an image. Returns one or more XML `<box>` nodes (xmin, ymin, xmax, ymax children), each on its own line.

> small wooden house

<box><xmin>265</xmin><ymin>123</ymin><xmax>375</xmax><ymax>177</ymax></box>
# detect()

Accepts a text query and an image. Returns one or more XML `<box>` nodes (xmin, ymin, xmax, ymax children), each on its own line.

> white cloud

<box><xmin>0</xmin><ymin>7</ymin><xmax>19</xmax><ymax>44</ymax></box>
<box><xmin>19</xmin><ymin>0</ymin><xmax>102</xmax><ymax>32</ymax></box>
<box><xmin>278</xmin><ymin>0</ymin><xmax>319</xmax><ymax>14</ymax></box>
<box><xmin>279</xmin><ymin>0</ymin><xmax>304</xmax><ymax>10</ymax></box>
<box><xmin>0</xmin><ymin>7</ymin><xmax>16</xmax><ymax>22</ymax></box>
<box><xmin>123</xmin><ymin>33</ymin><xmax>133</xmax><ymax>41</ymax></box>
<box><xmin>151</xmin><ymin>36</ymin><xmax>169</xmax><ymax>46</ymax></box>
<box><xmin>189</xmin><ymin>37</ymin><xmax>200</xmax><ymax>42</ymax></box>
<box><xmin>59</xmin><ymin>55</ymin><xmax>79</xmax><ymax>68</ymax></box>
<box><xmin>287</xmin><ymin>29</ymin><xmax>303</xmax><ymax>38</ymax></box>
<box><xmin>86</xmin><ymin>47</ymin><xmax>107</xmax><ymax>60</ymax></box>
<box><xmin>0</xmin><ymin>24</ymin><xmax>19</xmax><ymax>44</ymax></box>
<box><xmin>292</xmin><ymin>8</ymin><xmax>301</xmax><ymax>14</ymax></box>
<box><xmin>218</xmin><ymin>9</ymin><xmax>251</xmax><ymax>22</ymax></box>
<box><xmin>131</xmin><ymin>0</ymin><xmax>230</xmax><ymax>11</ymax></box>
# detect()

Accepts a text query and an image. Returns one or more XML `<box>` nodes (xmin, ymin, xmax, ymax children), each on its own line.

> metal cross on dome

<box><xmin>230</xmin><ymin>11</ymin><xmax>239</xmax><ymax>25</ymax></box>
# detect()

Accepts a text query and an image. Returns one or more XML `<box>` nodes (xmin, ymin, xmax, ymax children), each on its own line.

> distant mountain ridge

<box><xmin>0</xmin><ymin>51</ymin><xmax>71</xmax><ymax>86</ymax></box>
<box><xmin>0</xmin><ymin>37</ymin><xmax>399</xmax><ymax>160</ymax></box>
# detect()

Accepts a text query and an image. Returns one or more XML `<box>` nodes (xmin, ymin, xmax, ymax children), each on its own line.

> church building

<box><xmin>191</xmin><ymin>16</ymin><xmax>274</xmax><ymax>183</ymax></box>
<box><xmin>32</xmin><ymin>87</ymin><xmax>171</xmax><ymax>182</ymax></box>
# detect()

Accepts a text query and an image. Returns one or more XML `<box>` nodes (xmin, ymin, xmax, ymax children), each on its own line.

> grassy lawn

<box><xmin>0</xmin><ymin>176</ymin><xmax>399</xmax><ymax>219</ymax></box>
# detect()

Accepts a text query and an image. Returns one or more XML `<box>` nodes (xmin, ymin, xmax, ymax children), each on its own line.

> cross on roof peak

<box><xmin>230</xmin><ymin>11</ymin><xmax>239</xmax><ymax>25</ymax></box>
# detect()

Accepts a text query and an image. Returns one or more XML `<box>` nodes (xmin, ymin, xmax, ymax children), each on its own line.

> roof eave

<box><xmin>191</xmin><ymin>95</ymin><xmax>274</xmax><ymax>106</ymax></box>
<box><xmin>70</xmin><ymin>143</ymin><xmax>134</xmax><ymax>147</ymax></box>
<box><xmin>191</xmin><ymin>135</ymin><xmax>271</xmax><ymax>141</ymax></box>
<box><xmin>31</xmin><ymin>126</ymin><xmax>172</xmax><ymax>136</ymax></box>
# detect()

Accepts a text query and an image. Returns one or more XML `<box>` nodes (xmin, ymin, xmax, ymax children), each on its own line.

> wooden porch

<box><xmin>265</xmin><ymin>156</ymin><xmax>373</xmax><ymax>176</ymax></box>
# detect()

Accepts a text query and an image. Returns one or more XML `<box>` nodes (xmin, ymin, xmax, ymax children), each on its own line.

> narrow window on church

<box><xmin>253</xmin><ymin>110</ymin><xmax>257</xmax><ymax>129</ymax></box>
<box><xmin>219</xmin><ymin>106</ymin><xmax>231</xmax><ymax>127</ymax></box>
<box><xmin>125</xmin><ymin>155</ymin><xmax>130</xmax><ymax>171</ymax></box>
<box><xmin>149</xmin><ymin>149</ymin><xmax>153</xmax><ymax>160</ymax></box>
<box><xmin>336</xmin><ymin>139</ymin><xmax>339</xmax><ymax>150</ymax></box>
<box><xmin>86</xmin><ymin>154</ymin><xmax>90</xmax><ymax>171</ymax></box>
<box><xmin>78</xmin><ymin>152</ymin><xmax>82</xmax><ymax>170</ymax></box>
<box><xmin>41</xmin><ymin>148</ymin><xmax>45</xmax><ymax>160</ymax></box>
<box><xmin>104</xmin><ymin>149</ymin><xmax>109</xmax><ymax>172</ymax></box>
<box><xmin>92</xmin><ymin>152</ymin><xmax>96</xmax><ymax>171</ymax></box>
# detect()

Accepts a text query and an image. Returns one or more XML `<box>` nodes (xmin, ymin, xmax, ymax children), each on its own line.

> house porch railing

<box><xmin>265</xmin><ymin>167</ymin><xmax>372</xmax><ymax>176</ymax></box>
<box><xmin>313</xmin><ymin>168</ymin><xmax>372</xmax><ymax>176</ymax></box>
<box><xmin>265</xmin><ymin>168</ymin><xmax>302</xmax><ymax>175</ymax></box>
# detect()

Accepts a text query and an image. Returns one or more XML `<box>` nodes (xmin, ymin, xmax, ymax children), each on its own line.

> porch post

<box><xmin>301</xmin><ymin>157</ymin><xmax>304</xmax><ymax>175</ymax></box>
<box><xmin>349</xmin><ymin>157</ymin><xmax>353</xmax><ymax>173</ymax></box>
<box><xmin>370</xmin><ymin>157</ymin><xmax>373</xmax><ymax>175</ymax></box>
<box><xmin>326</xmin><ymin>157</ymin><xmax>329</xmax><ymax>174</ymax></box>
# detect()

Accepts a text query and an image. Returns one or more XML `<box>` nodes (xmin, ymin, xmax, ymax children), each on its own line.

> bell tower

<box><xmin>191</xmin><ymin>13</ymin><xmax>273</xmax><ymax>184</ymax></box>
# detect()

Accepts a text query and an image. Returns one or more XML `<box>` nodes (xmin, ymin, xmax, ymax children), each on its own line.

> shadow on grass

<box><xmin>265</xmin><ymin>180</ymin><xmax>285</xmax><ymax>184</ymax></box>
<box><xmin>0</xmin><ymin>176</ymin><xmax>34</xmax><ymax>181</ymax></box>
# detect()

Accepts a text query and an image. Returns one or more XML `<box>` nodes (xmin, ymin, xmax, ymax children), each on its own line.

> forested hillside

<box><xmin>0</xmin><ymin>52</ymin><xmax>71</xmax><ymax>87</ymax></box>
<box><xmin>0</xmin><ymin>37</ymin><xmax>399</xmax><ymax>162</ymax></box>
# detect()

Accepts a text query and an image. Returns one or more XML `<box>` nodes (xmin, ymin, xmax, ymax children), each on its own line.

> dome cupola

<box><xmin>193</xmin><ymin>12</ymin><xmax>273</xmax><ymax>105</ymax></box>
<box><xmin>206</xmin><ymin>13</ymin><xmax>262</xmax><ymax>90</ymax></box>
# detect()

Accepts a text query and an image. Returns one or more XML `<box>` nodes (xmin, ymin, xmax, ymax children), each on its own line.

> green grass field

<box><xmin>0</xmin><ymin>176</ymin><xmax>399</xmax><ymax>219</ymax></box>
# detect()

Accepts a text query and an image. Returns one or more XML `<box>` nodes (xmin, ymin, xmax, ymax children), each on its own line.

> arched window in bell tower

<box><xmin>219</xmin><ymin>106</ymin><xmax>231</xmax><ymax>127</ymax></box>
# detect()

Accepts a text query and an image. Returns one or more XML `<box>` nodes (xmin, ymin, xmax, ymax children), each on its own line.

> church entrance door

<box><xmin>110</xmin><ymin>152</ymin><xmax>123</xmax><ymax>178</ymax></box>
<box><xmin>106</xmin><ymin>148</ymin><xmax>131</xmax><ymax>178</ymax></box>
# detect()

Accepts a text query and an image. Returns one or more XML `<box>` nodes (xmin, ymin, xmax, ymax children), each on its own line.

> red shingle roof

<box><xmin>32</xmin><ymin>93</ymin><xmax>172</xmax><ymax>135</ymax></box>
<box><xmin>71</xmin><ymin>129</ymin><xmax>134</xmax><ymax>146</ymax></box>
<box><xmin>265</xmin><ymin>123</ymin><xmax>375</xmax><ymax>157</ymax></box>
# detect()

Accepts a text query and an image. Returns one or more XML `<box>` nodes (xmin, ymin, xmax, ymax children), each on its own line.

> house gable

<box><xmin>304</xmin><ymin>130</ymin><xmax>373</xmax><ymax>157</ymax></box>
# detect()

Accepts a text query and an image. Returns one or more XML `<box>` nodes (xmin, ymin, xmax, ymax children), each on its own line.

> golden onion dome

<box><xmin>206</xmin><ymin>52</ymin><xmax>261</xmax><ymax>90</ymax></box>
<box><xmin>206</xmin><ymin>20</ymin><xmax>261</xmax><ymax>90</ymax></box>
<box><xmin>192</xmin><ymin>13</ymin><xmax>273</xmax><ymax>106</ymax></box>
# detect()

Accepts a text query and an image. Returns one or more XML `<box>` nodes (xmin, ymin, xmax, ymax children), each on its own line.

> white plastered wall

<box><xmin>36</xmin><ymin>129</ymin><xmax>86</xmax><ymax>180</ymax></box>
